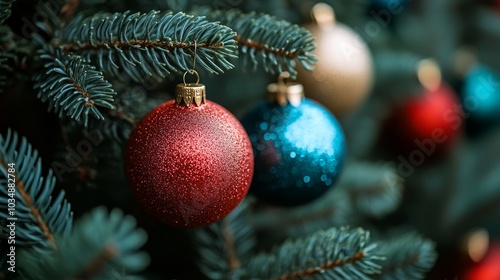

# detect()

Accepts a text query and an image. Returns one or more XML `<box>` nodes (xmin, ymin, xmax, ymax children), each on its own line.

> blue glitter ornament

<box><xmin>241</xmin><ymin>76</ymin><xmax>346</xmax><ymax>207</ymax></box>
<box><xmin>462</xmin><ymin>64</ymin><xmax>500</xmax><ymax>126</ymax></box>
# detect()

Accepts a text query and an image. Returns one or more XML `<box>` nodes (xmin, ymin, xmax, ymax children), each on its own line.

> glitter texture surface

<box><xmin>241</xmin><ymin>99</ymin><xmax>345</xmax><ymax>206</ymax></box>
<box><xmin>125</xmin><ymin>100</ymin><xmax>253</xmax><ymax>228</ymax></box>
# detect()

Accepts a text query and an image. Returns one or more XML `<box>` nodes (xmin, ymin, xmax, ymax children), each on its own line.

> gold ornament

<box><xmin>297</xmin><ymin>3</ymin><xmax>374</xmax><ymax>117</ymax></box>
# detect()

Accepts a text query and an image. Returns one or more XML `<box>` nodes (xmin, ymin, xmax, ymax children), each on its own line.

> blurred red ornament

<box><xmin>382</xmin><ymin>84</ymin><xmax>463</xmax><ymax>158</ymax></box>
<box><xmin>125</xmin><ymin>83</ymin><xmax>253</xmax><ymax>228</ymax></box>
<box><xmin>464</xmin><ymin>243</ymin><xmax>500</xmax><ymax>280</ymax></box>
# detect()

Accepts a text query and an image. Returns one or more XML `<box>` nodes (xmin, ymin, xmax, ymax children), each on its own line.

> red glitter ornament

<box><xmin>382</xmin><ymin>84</ymin><xmax>463</xmax><ymax>158</ymax></box>
<box><xmin>125</xmin><ymin>81</ymin><xmax>253</xmax><ymax>228</ymax></box>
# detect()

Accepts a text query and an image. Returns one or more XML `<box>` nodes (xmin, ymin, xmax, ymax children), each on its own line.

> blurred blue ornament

<box><xmin>462</xmin><ymin>65</ymin><xmax>500</xmax><ymax>126</ymax></box>
<box><xmin>241</xmin><ymin>98</ymin><xmax>345</xmax><ymax>207</ymax></box>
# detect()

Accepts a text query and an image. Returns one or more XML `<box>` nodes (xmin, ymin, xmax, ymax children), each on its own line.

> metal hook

<box><xmin>183</xmin><ymin>40</ymin><xmax>199</xmax><ymax>85</ymax></box>
<box><xmin>191</xmin><ymin>40</ymin><xmax>197</xmax><ymax>75</ymax></box>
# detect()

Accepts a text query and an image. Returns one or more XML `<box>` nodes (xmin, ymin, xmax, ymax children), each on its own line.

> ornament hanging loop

<box><xmin>176</xmin><ymin>40</ymin><xmax>206</xmax><ymax>107</ymax></box>
<box><xmin>183</xmin><ymin>69</ymin><xmax>200</xmax><ymax>85</ymax></box>
<box><xmin>191</xmin><ymin>40</ymin><xmax>198</xmax><ymax>74</ymax></box>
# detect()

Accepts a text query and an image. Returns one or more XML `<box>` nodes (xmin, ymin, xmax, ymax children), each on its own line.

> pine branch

<box><xmin>246</xmin><ymin>227</ymin><xmax>383</xmax><ymax>280</ymax></box>
<box><xmin>0</xmin><ymin>0</ymin><xmax>15</xmax><ymax>24</ymax></box>
<box><xmin>95</xmin><ymin>109</ymin><xmax>137</xmax><ymax>141</ymax></box>
<box><xmin>338</xmin><ymin>162</ymin><xmax>403</xmax><ymax>219</ymax></box>
<box><xmin>200</xmin><ymin>9</ymin><xmax>316</xmax><ymax>78</ymax></box>
<box><xmin>18</xmin><ymin>207</ymin><xmax>149</xmax><ymax>279</ymax></box>
<box><xmin>0</xmin><ymin>26</ymin><xmax>15</xmax><ymax>92</ymax></box>
<box><xmin>56</xmin><ymin>10</ymin><xmax>238</xmax><ymax>82</ymax></box>
<box><xmin>377</xmin><ymin>232</ymin><xmax>437</xmax><ymax>280</ymax></box>
<box><xmin>195</xmin><ymin>199</ymin><xmax>256</xmax><ymax>280</ymax></box>
<box><xmin>34</xmin><ymin>1</ymin><xmax>65</xmax><ymax>37</ymax></box>
<box><xmin>88</xmin><ymin>85</ymin><xmax>162</xmax><ymax>142</ymax></box>
<box><xmin>253</xmin><ymin>190</ymin><xmax>354</xmax><ymax>240</ymax></box>
<box><xmin>0</xmin><ymin>24</ymin><xmax>12</xmax><ymax>45</ymax></box>
<box><xmin>34</xmin><ymin>46</ymin><xmax>116</xmax><ymax>126</ymax></box>
<box><xmin>0</xmin><ymin>130</ymin><xmax>73</xmax><ymax>250</ymax></box>
<box><xmin>0</xmin><ymin>25</ymin><xmax>33</xmax><ymax>72</ymax></box>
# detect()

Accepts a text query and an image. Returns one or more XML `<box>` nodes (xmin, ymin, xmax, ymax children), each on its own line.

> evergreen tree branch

<box><xmin>377</xmin><ymin>232</ymin><xmax>437</xmax><ymax>280</ymax></box>
<box><xmin>337</xmin><ymin>162</ymin><xmax>403</xmax><ymax>219</ymax></box>
<box><xmin>55</xmin><ymin>10</ymin><xmax>238</xmax><ymax>82</ymax></box>
<box><xmin>34</xmin><ymin>1</ymin><xmax>64</xmax><ymax>37</ymax></box>
<box><xmin>0</xmin><ymin>25</ymin><xmax>33</xmax><ymax>69</ymax></box>
<box><xmin>0</xmin><ymin>130</ymin><xmax>73</xmax><ymax>250</ymax></box>
<box><xmin>18</xmin><ymin>207</ymin><xmax>150</xmax><ymax>279</ymax></box>
<box><xmin>195</xmin><ymin>200</ymin><xmax>256</xmax><ymax>280</ymax></box>
<box><xmin>87</xmin><ymin>85</ymin><xmax>161</xmax><ymax>142</ymax></box>
<box><xmin>34</xmin><ymin>46</ymin><xmax>116</xmax><ymax>126</ymax></box>
<box><xmin>0</xmin><ymin>26</ymin><xmax>16</xmax><ymax>92</ymax></box>
<box><xmin>199</xmin><ymin>9</ymin><xmax>316</xmax><ymax>78</ymax></box>
<box><xmin>246</xmin><ymin>227</ymin><xmax>382</xmax><ymax>280</ymax></box>
<box><xmin>75</xmin><ymin>245</ymin><xmax>117</xmax><ymax>279</ymax></box>
<box><xmin>253</xmin><ymin>190</ymin><xmax>353</xmax><ymax>240</ymax></box>
<box><xmin>0</xmin><ymin>0</ymin><xmax>15</xmax><ymax>24</ymax></box>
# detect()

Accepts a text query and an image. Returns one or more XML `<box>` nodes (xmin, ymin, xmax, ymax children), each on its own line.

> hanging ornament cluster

<box><xmin>241</xmin><ymin>72</ymin><xmax>346</xmax><ymax>207</ymax></box>
<box><xmin>297</xmin><ymin>3</ymin><xmax>374</xmax><ymax>117</ymax></box>
<box><xmin>381</xmin><ymin>59</ymin><xmax>463</xmax><ymax>157</ymax></box>
<box><xmin>125</xmin><ymin>66</ymin><xmax>254</xmax><ymax>228</ymax></box>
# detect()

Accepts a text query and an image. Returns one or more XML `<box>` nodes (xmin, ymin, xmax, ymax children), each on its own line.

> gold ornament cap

<box><xmin>417</xmin><ymin>58</ymin><xmax>442</xmax><ymax>92</ymax></box>
<box><xmin>267</xmin><ymin>72</ymin><xmax>304</xmax><ymax>107</ymax></box>
<box><xmin>175</xmin><ymin>70</ymin><xmax>206</xmax><ymax>107</ymax></box>
<box><xmin>311</xmin><ymin>2</ymin><xmax>336</xmax><ymax>28</ymax></box>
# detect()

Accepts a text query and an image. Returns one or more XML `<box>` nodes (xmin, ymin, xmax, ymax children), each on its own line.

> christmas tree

<box><xmin>1</xmin><ymin>0</ymin><xmax>500</xmax><ymax>279</ymax></box>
